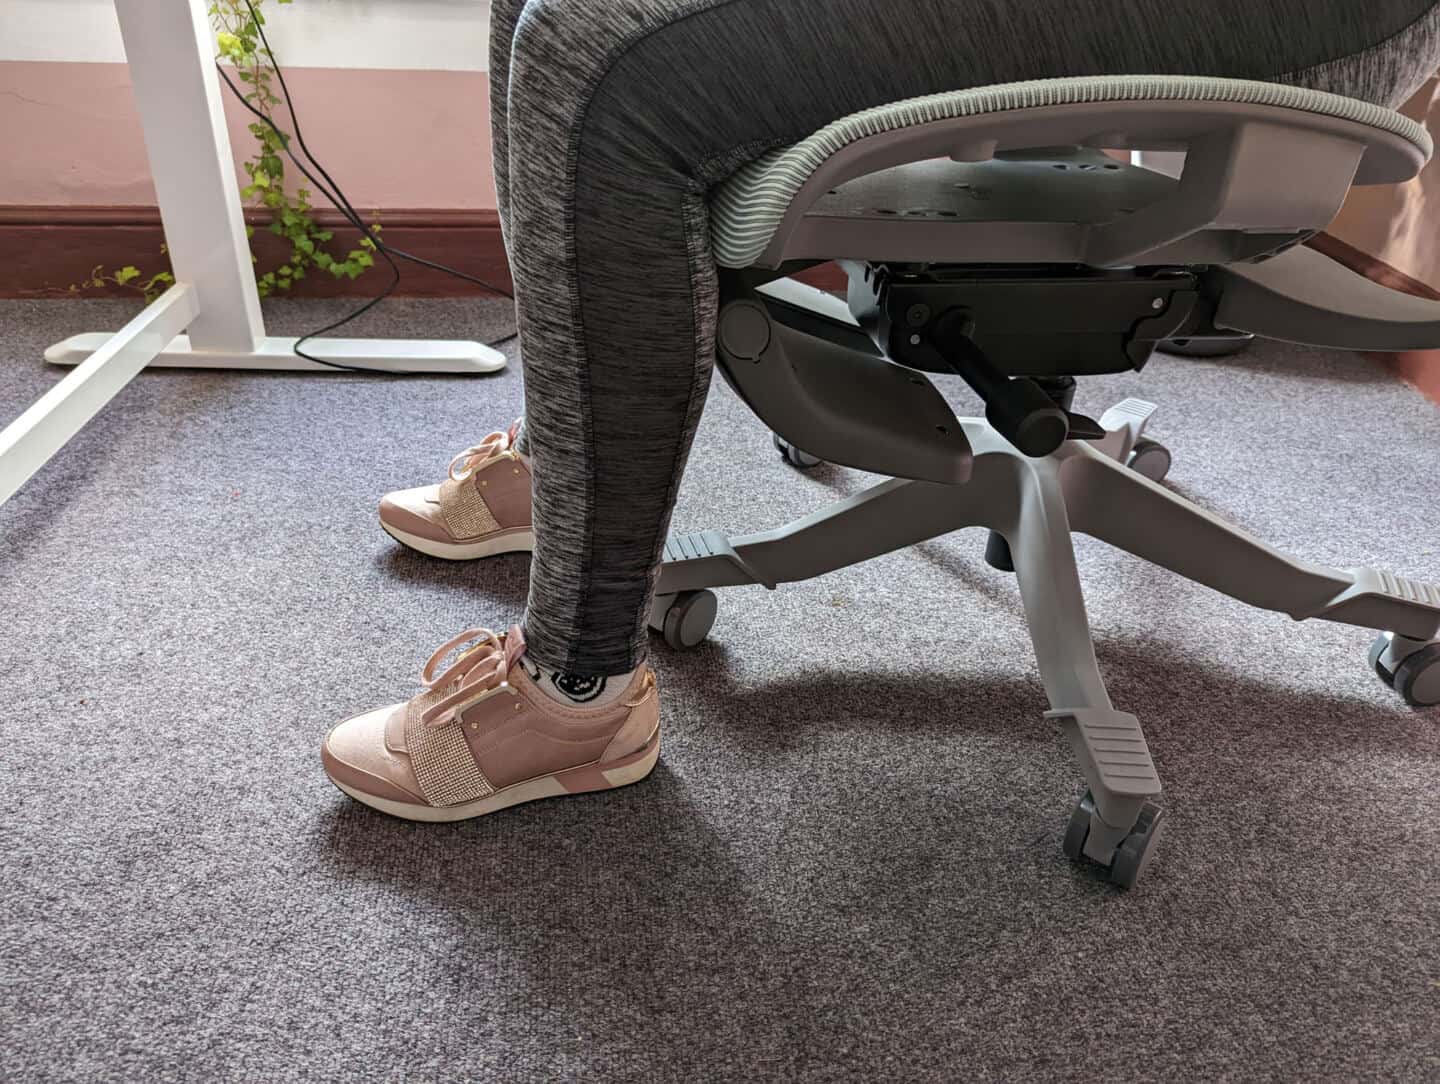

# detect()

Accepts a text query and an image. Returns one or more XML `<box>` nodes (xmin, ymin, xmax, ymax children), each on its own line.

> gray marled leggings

<box><xmin>492</xmin><ymin>0</ymin><xmax>1440</xmax><ymax>676</ymax></box>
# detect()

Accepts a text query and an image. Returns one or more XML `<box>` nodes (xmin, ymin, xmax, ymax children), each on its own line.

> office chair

<box><xmin>645</xmin><ymin>76</ymin><xmax>1440</xmax><ymax>888</ymax></box>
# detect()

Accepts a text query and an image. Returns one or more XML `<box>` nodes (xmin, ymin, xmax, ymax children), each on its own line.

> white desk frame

<box><xmin>0</xmin><ymin>0</ymin><xmax>505</xmax><ymax>508</ymax></box>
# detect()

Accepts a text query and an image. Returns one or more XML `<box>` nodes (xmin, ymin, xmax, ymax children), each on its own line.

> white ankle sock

<box><xmin>522</xmin><ymin>656</ymin><xmax>637</xmax><ymax>709</ymax></box>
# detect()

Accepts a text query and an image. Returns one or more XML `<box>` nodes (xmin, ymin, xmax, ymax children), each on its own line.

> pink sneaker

<box><xmin>379</xmin><ymin>420</ymin><xmax>534</xmax><ymax>560</ymax></box>
<box><xmin>321</xmin><ymin>626</ymin><xmax>661</xmax><ymax>822</ymax></box>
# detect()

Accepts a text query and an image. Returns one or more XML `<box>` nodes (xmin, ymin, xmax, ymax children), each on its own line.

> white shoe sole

<box><xmin>381</xmin><ymin>520</ymin><xmax>535</xmax><ymax>560</ymax></box>
<box><xmin>329</xmin><ymin>730</ymin><xmax>660</xmax><ymax>823</ymax></box>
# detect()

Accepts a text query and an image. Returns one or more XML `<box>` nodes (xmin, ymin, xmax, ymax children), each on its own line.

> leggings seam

<box><xmin>637</xmin><ymin>189</ymin><xmax>716</xmax><ymax>661</ymax></box>
<box><xmin>555</xmin><ymin>0</ymin><xmax>752</xmax><ymax>671</ymax></box>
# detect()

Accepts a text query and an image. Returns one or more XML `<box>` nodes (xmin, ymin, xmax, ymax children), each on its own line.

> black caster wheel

<box><xmin>1127</xmin><ymin>438</ymin><xmax>1172</xmax><ymax>483</ymax></box>
<box><xmin>659</xmin><ymin>590</ymin><xmax>717</xmax><ymax>651</ymax></box>
<box><xmin>773</xmin><ymin>432</ymin><xmax>823</xmax><ymax>470</ymax></box>
<box><xmin>1063</xmin><ymin>790</ymin><xmax>1165</xmax><ymax>889</ymax></box>
<box><xmin>984</xmin><ymin>531</ymin><xmax>1015</xmax><ymax>573</ymax></box>
<box><xmin>1394</xmin><ymin>642</ymin><xmax>1440</xmax><ymax>707</ymax></box>
<box><xmin>1109</xmin><ymin>803</ymin><xmax>1165</xmax><ymax>890</ymax></box>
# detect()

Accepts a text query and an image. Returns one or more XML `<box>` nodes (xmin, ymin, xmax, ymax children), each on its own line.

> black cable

<box><xmin>248</xmin><ymin>2</ymin><xmax>516</xmax><ymax>299</ymax></box>
<box><xmin>240</xmin><ymin>0</ymin><xmax>517</xmax><ymax>324</ymax></box>
<box><xmin>232</xmin><ymin>8</ymin><xmax>520</xmax><ymax>351</ymax></box>
<box><xmin>214</xmin><ymin>1</ymin><xmax>516</xmax><ymax>369</ymax></box>
<box><xmin>215</xmin><ymin>64</ymin><xmax>401</xmax><ymax>371</ymax></box>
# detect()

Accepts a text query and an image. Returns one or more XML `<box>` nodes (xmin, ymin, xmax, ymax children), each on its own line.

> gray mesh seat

<box><xmin>710</xmin><ymin>76</ymin><xmax>1431</xmax><ymax>270</ymax></box>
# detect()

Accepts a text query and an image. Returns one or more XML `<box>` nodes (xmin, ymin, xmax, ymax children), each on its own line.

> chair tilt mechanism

<box><xmin>648</xmin><ymin>76</ymin><xmax>1440</xmax><ymax>889</ymax></box>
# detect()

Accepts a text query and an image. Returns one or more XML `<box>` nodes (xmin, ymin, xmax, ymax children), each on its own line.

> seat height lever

<box><xmin>931</xmin><ymin>311</ymin><xmax>1104</xmax><ymax>457</ymax></box>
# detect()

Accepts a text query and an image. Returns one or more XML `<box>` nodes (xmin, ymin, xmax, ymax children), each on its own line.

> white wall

<box><xmin>0</xmin><ymin>0</ymin><xmax>492</xmax><ymax>72</ymax></box>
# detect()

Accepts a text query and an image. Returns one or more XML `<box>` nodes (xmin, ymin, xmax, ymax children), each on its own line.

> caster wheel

<box><xmin>984</xmin><ymin>530</ymin><xmax>1016</xmax><ymax>573</ymax></box>
<box><xmin>1369</xmin><ymin>633</ymin><xmax>1440</xmax><ymax>706</ymax></box>
<box><xmin>1127</xmin><ymin>438</ymin><xmax>1172</xmax><ymax>483</ymax></box>
<box><xmin>1109</xmin><ymin>803</ymin><xmax>1165</xmax><ymax>890</ymax></box>
<box><xmin>659</xmin><ymin>590</ymin><xmax>717</xmax><ymax>651</ymax></box>
<box><xmin>1062</xmin><ymin>791</ymin><xmax>1165</xmax><ymax>889</ymax></box>
<box><xmin>1393</xmin><ymin>642</ymin><xmax>1440</xmax><ymax>707</ymax></box>
<box><xmin>773</xmin><ymin>432</ymin><xmax>823</xmax><ymax>470</ymax></box>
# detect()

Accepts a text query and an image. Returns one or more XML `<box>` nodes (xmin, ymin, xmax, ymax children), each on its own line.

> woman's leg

<box><xmin>503</xmin><ymin>0</ymin><xmax>1440</xmax><ymax>678</ymax></box>
<box><xmin>332</xmin><ymin>0</ymin><xmax>1440</xmax><ymax>820</ymax></box>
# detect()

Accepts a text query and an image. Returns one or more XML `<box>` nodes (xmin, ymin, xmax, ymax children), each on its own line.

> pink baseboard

<box><xmin>0</xmin><ymin>60</ymin><xmax>497</xmax><ymax>211</ymax></box>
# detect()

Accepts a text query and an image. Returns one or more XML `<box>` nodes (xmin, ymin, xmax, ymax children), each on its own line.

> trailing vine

<box><xmin>75</xmin><ymin>0</ymin><xmax>378</xmax><ymax>303</ymax></box>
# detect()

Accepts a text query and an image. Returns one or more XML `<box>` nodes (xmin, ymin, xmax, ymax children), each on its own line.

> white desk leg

<box><xmin>0</xmin><ymin>285</ymin><xmax>199</xmax><ymax>507</ymax></box>
<box><xmin>3</xmin><ymin>2</ymin><xmax>508</xmax><ymax>510</ymax></box>
<box><xmin>43</xmin><ymin>0</ymin><xmax>506</xmax><ymax>376</ymax></box>
<box><xmin>44</xmin><ymin>334</ymin><xmax>508</xmax><ymax>374</ymax></box>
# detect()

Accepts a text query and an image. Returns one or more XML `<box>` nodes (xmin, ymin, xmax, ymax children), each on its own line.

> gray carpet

<box><xmin>2</xmin><ymin>298</ymin><xmax>1437</xmax><ymax>1083</ymax></box>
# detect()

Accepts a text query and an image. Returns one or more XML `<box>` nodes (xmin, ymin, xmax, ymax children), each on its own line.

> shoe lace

<box><xmin>418</xmin><ymin>625</ymin><xmax>527</xmax><ymax>728</ymax></box>
<box><xmin>447</xmin><ymin>417</ymin><xmax>524</xmax><ymax>482</ymax></box>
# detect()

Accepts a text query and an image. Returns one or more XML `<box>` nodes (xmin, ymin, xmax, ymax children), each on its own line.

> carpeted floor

<box><xmin>1</xmin><ymin>298</ymin><xmax>1437</xmax><ymax>1083</ymax></box>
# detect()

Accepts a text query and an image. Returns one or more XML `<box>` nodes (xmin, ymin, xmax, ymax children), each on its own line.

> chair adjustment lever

<box><xmin>1065</xmin><ymin>412</ymin><xmax>1107</xmax><ymax>442</ymax></box>
<box><xmin>932</xmin><ymin>314</ymin><xmax>1072</xmax><ymax>457</ymax></box>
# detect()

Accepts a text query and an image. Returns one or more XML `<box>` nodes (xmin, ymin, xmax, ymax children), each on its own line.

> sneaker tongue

<box><xmin>504</xmin><ymin>625</ymin><xmax>527</xmax><ymax>670</ymax></box>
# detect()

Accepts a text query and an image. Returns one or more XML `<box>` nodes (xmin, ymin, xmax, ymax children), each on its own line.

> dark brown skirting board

<box><xmin>0</xmin><ymin>205</ymin><xmax>513</xmax><ymax>299</ymax></box>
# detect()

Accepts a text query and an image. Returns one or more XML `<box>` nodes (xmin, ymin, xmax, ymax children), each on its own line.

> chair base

<box><xmin>650</xmin><ymin>400</ymin><xmax>1440</xmax><ymax>887</ymax></box>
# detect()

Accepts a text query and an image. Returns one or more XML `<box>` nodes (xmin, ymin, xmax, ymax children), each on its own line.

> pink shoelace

<box><xmin>447</xmin><ymin>418</ymin><xmax>524</xmax><ymax>482</ymax></box>
<box><xmin>418</xmin><ymin>625</ymin><xmax>527</xmax><ymax>728</ymax></box>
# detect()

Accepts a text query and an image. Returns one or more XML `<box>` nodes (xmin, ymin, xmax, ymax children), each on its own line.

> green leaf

<box><xmin>114</xmin><ymin>266</ymin><xmax>141</xmax><ymax>285</ymax></box>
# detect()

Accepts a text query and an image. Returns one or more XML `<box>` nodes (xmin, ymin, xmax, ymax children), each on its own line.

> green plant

<box><xmin>75</xmin><ymin>0</ymin><xmax>378</xmax><ymax>302</ymax></box>
<box><xmin>212</xmin><ymin>0</ymin><xmax>379</xmax><ymax>296</ymax></box>
<box><xmin>74</xmin><ymin>259</ymin><xmax>175</xmax><ymax>305</ymax></box>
